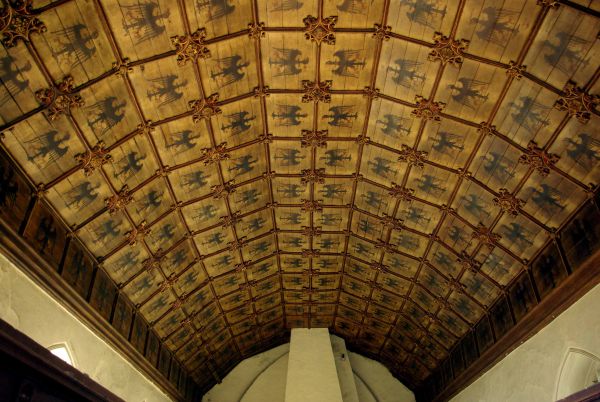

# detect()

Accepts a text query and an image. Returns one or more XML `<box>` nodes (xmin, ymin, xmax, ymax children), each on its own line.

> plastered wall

<box><xmin>0</xmin><ymin>253</ymin><xmax>172</xmax><ymax>402</ymax></box>
<box><xmin>202</xmin><ymin>343</ymin><xmax>289</xmax><ymax>402</ymax></box>
<box><xmin>450</xmin><ymin>283</ymin><xmax>600</xmax><ymax>402</ymax></box>
<box><xmin>348</xmin><ymin>351</ymin><xmax>416</xmax><ymax>402</ymax></box>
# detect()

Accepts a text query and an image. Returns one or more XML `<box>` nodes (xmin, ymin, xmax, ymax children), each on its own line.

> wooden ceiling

<box><xmin>0</xmin><ymin>0</ymin><xmax>599</xmax><ymax>399</ymax></box>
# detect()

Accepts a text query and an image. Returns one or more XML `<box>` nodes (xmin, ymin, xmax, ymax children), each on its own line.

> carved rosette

<box><xmin>518</xmin><ymin>140</ymin><xmax>559</xmax><ymax>176</ymax></box>
<box><xmin>219</xmin><ymin>212</ymin><xmax>241</xmax><ymax>228</ymax></box>
<box><xmin>363</xmin><ymin>86</ymin><xmax>380</xmax><ymax>99</ymax></box>
<box><xmin>35</xmin><ymin>76</ymin><xmax>84</xmax><ymax>120</ymax></box>
<box><xmin>253</xmin><ymin>85</ymin><xmax>270</xmax><ymax>98</ymax></box>
<box><xmin>155</xmin><ymin>165</ymin><xmax>171</xmax><ymax>178</ymax></box>
<box><xmin>536</xmin><ymin>0</ymin><xmax>560</xmax><ymax>7</ymax></box>
<box><xmin>189</xmin><ymin>93</ymin><xmax>222</xmax><ymax>122</ymax></box>
<box><xmin>113</xmin><ymin>58</ymin><xmax>132</xmax><ymax>76</ymax></box>
<box><xmin>553</xmin><ymin>81</ymin><xmax>599</xmax><ymax>124</ymax></box>
<box><xmin>262</xmin><ymin>170</ymin><xmax>276</xmax><ymax>180</ymax></box>
<box><xmin>301</xmin><ymin>249</ymin><xmax>320</xmax><ymax>258</ymax></box>
<box><xmin>181</xmin><ymin>317</ymin><xmax>193</xmax><ymax>328</ymax></box>
<box><xmin>506</xmin><ymin>61</ymin><xmax>525</xmax><ymax>80</ymax></box>
<box><xmin>355</xmin><ymin>135</ymin><xmax>369</xmax><ymax>145</ymax></box>
<box><xmin>300</xmin><ymin>168</ymin><xmax>325</xmax><ymax>184</ymax></box>
<box><xmin>370</xmin><ymin>262</ymin><xmax>387</xmax><ymax>274</ymax></box>
<box><xmin>457</xmin><ymin>168</ymin><xmax>472</xmax><ymax>180</ymax></box>
<box><xmin>411</xmin><ymin>95</ymin><xmax>445</xmax><ymax>121</ymax></box>
<box><xmin>381</xmin><ymin>214</ymin><xmax>403</xmax><ymax>230</ymax></box>
<box><xmin>126</xmin><ymin>221</ymin><xmax>151</xmax><ymax>246</ymax></box>
<box><xmin>373</xmin><ymin>23</ymin><xmax>391</xmax><ymax>41</ymax></box>
<box><xmin>248</xmin><ymin>22</ymin><xmax>265</xmax><ymax>40</ymax></box>
<box><xmin>457</xmin><ymin>251</ymin><xmax>480</xmax><ymax>273</ymax></box>
<box><xmin>471</xmin><ymin>223</ymin><xmax>500</xmax><ymax>249</ymax></box>
<box><xmin>302</xmin><ymin>226</ymin><xmax>321</xmax><ymax>237</ymax></box>
<box><xmin>0</xmin><ymin>0</ymin><xmax>46</xmax><ymax>47</ymax></box>
<box><xmin>75</xmin><ymin>141</ymin><xmax>112</xmax><ymax>176</ymax></box>
<box><xmin>374</xmin><ymin>239</ymin><xmax>396</xmax><ymax>254</ymax></box>
<box><xmin>447</xmin><ymin>278</ymin><xmax>466</xmax><ymax>293</ymax></box>
<box><xmin>389</xmin><ymin>184</ymin><xmax>414</xmax><ymax>200</ymax></box>
<box><xmin>428</xmin><ymin>32</ymin><xmax>469</xmax><ymax>66</ymax></box>
<box><xmin>301</xmin><ymin>199</ymin><xmax>323</xmax><ymax>212</ymax></box>
<box><xmin>398</xmin><ymin>144</ymin><xmax>428</xmax><ymax>168</ymax></box>
<box><xmin>212</xmin><ymin>181</ymin><xmax>236</xmax><ymax>199</ymax></box>
<box><xmin>105</xmin><ymin>185</ymin><xmax>133</xmax><ymax>215</ymax></box>
<box><xmin>199</xmin><ymin>142</ymin><xmax>229</xmax><ymax>165</ymax></box>
<box><xmin>228</xmin><ymin>238</ymin><xmax>247</xmax><ymax>251</ymax></box>
<box><xmin>159</xmin><ymin>276</ymin><xmax>176</xmax><ymax>293</ymax></box>
<box><xmin>33</xmin><ymin>183</ymin><xmax>46</xmax><ymax>199</ymax></box>
<box><xmin>477</xmin><ymin>122</ymin><xmax>496</xmax><ymax>136</ymax></box>
<box><xmin>136</xmin><ymin>120</ymin><xmax>154</xmax><ymax>136</ymax></box>
<box><xmin>258</xmin><ymin>133</ymin><xmax>273</xmax><ymax>144</ymax></box>
<box><xmin>171</xmin><ymin>28</ymin><xmax>211</xmax><ymax>66</ymax></box>
<box><xmin>303</xmin><ymin>15</ymin><xmax>337</xmax><ymax>45</ymax></box>
<box><xmin>302</xmin><ymin>80</ymin><xmax>332</xmax><ymax>103</ymax></box>
<box><xmin>437</xmin><ymin>296</ymin><xmax>452</xmax><ymax>311</ymax></box>
<box><xmin>493</xmin><ymin>188</ymin><xmax>524</xmax><ymax>216</ymax></box>
<box><xmin>142</xmin><ymin>256</ymin><xmax>162</xmax><ymax>272</ymax></box>
<box><xmin>301</xmin><ymin>129</ymin><xmax>328</xmax><ymax>148</ymax></box>
<box><xmin>234</xmin><ymin>262</ymin><xmax>250</xmax><ymax>273</ymax></box>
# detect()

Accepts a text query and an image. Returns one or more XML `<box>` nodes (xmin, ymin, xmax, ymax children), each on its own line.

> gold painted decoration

<box><xmin>537</xmin><ymin>0</ymin><xmax>561</xmax><ymax>7</ymax></box>
<box><xmin>381</xmin><ymin>214</ymin><xmax>403</xmax><ymax>230</ymax></box>
<box><xmin>519</xmin><ymin>140</ymin><xmax>560</xmax><ymax>177</ymax></box>
<box><xmin>171</xmin><ymin>28</ymin><xmax>211</xmax><ymax>66</ymax></box>
<box><xmin>471</xmin><ymin>223</ymin><xmax>501</xmax><ymax>250</ymax></box>
<box><xmin>35</xmin><ymin>76</ymin><xmax>84</xmax><ymax>120</ymax></box>
<box><xmin>199</xmin><ymin>142</ymin><xmax>230</xmax><ymax>165</ymax></box>
<box><xmin>428</xmin><ymin>33</ymin><xmax>469</xmax><ymax>67</ymax></box>
<box><xmin>211</xmin><ymin>181</ymin><xmax>236</xmax><ymax>199</ymax></box>
<box><xmin>363</xmin><ymin>86</ymin><xmax>380</xmax><ymax>99</ymax></box>
<box><xmin>219</xmin><ymin>212</ymin><xmax>241</xmax><ymax>228</ymax></box>
<box><xmin>493</xmin><ymin>188</ymin><xmax>524</xmax><ymax>217</ymax></box>
<box><xmin>105</xmin><ymin>185</ymin><xmax>133</xmax><ymax>215</ymax></box>
<box><xmin>113</xmin><ymin>58</ymin><xmax>133</xmax><ymax>76</ymax></box>
<box><xmin>126</xmin><ymin>220</ymin><xmax>151</xmax><ymax>246</ymax></box>
<box><xmin>397</xmin><ymin>144</ymin><xmax>428</xmax><ymax>168</ymax></box>
<box><xmin>301</xmin><ymin>129</ymin><xmax>328</xmax><ymax>148</ymax></box>
<box><xmin>302</xmin><ymin>80</ymin><xmax>332</xmax><ymax>103</ymax></box>
<box><xmin>412</xmin><ymin>95</ymin><xmax>445</xmax><ymax>121</ymax></box>
<box><xmin>457</xmin><ymin>251</ymin><xmax>480</xmax><ymax>274</ymax></box>
<box><xmin>373</xmin><ymin>23</ymin><xmax>391</xmax><ymax>41</ymax></box>
<box><xmin>300</xmin><ymin>168</ymin><xmax>325</xmax><ymax>184</ymax></box>
<box><xmin>506</xmin><ymin>61</ymin><xmax>526</xmax><ymax>80</ymax></box>
<box><xmin>248</xmin><ymin>22</ymin><xmax>265</xmax><ymax>40</ymax></box>
<box><xmin>189</xmin><ymin>93</ymin><xmax>222</xmax><ymax>122</ymax></box>
<box><xmin>75</xmin><ymin>142</ymin><xmax>112</xmax><ymax>176</ymax></box>
<box><xmin>1</xmin><ymin>0</ymin><xmax>599</xmax><ymax>393</ymax></box>
<box><xmin>0</xmin><ymin>0</ymin><xmax>46</xmax><ymax>47</ymax></box>
<box><xmin>388</xmin><ymin>184</ymin><xmax>414</xmax><ymax>200</ymax></box>
<box><xmin>301</xmin><ymin>199</ymin><xmax>323</xmax><ymax>212</ymax></box>
<box><xmin>303</xmin><ymin>15</ymin><xmax>337</xmax><ymax>45</ymax></box>
<box><xmin>477</xmin><ymin>122</ymin><xmax>496</xmax><ymax>136</ymax></box>
<box><xmin>553</xmin><ymin>81</ymin><xmax>599</xmax><ymax>124</ymax></box>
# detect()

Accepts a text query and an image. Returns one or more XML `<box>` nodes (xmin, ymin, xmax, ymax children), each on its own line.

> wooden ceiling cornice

<box><xmin>0</xmin><ymin>0</ymin><xmax>599</xmax><ymax>399</ymax></box>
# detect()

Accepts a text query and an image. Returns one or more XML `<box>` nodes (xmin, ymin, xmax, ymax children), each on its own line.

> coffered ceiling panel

<box><xmin>0</xmin><ymin>0</ymin><xmax>599</xmax><ymax>398</ymax></box>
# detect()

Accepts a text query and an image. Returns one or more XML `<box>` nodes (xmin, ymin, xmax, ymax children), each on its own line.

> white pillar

<box><xmin>285</xmin><ymin>328</ymin><xmax>344</xmax><ymax>402</ymax></box>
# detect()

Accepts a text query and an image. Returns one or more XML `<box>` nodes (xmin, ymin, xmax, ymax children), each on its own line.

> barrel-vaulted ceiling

<box><xmin>0</xmin><ymin>0</ymin><xmax>599</xmax><ymax>397</ymax></box>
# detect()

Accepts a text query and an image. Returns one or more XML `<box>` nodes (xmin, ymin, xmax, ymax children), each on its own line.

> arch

<box><xmin>352</xmin><ymin>369</ymin><xmax>379</xmax><ymax>402</ymax></box>
<box><xmin>239</xmin><ymin>351</ymin><xmax>289</xmax><ymax>402</ymax></box>
<box><xmin>555</xmin><ymin>348</ymin><xmax>600</xmax><ymax>400</ymax></box>
<box><xmin>47</xmin><ymin>342</ymin><xmax>75</xmax><ymax>367</ymax></box>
